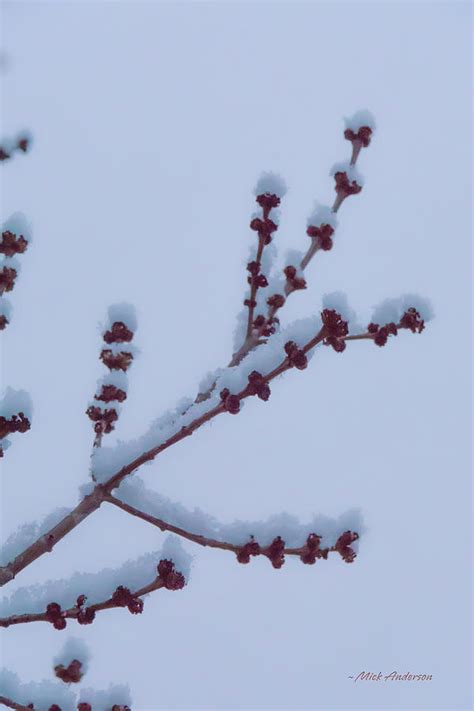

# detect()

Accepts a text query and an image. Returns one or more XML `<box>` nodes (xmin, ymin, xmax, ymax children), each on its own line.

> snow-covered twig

<box><xmin>105</xmin><ymin>493</ymin><xmax>359</xmax><ymax>567</ymax></box>
<box><xmin>0</xmin><ymin>558</ymin><xmax>185</xmax><ymax>629</ymax></box>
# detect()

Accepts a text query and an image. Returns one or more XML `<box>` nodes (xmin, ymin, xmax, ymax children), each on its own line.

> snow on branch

<box><xmin>0</xmin><ymin>109</ymin><xmax>432</xmax><ymax>708</ymax></box>
<box><xmin>0</xmin><ymin>668</ymin><xmax>75</xmax><ymax>711</ymax></box>
<box><xmin>0</xmin><ymin>536</ymin><xmax>191</xmax><ymax>623</ymax></box>
<box><xmin>104</xmin><ymin>477</ymin><xmax>362</xmax><ymax>568</ymax></box>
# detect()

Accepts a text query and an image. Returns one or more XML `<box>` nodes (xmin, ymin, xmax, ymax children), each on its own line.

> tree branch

<box><xmin>0</xmin><ymin>574</ymin><xmax>165</xmax><ymax>629</ymax></box>
<box><xmin>0</xmin><ymin>308</ymin><xmax>424</xmax><ymax>588</ymax></box>
<box><xmin>104</xmin><ymin>494</ymin><xmax>359</xmax><ymax>567</ymax></box>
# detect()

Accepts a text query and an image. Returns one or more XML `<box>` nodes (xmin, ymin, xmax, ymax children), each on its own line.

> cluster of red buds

<box><xmin>0</xmin><ymin>230</ymin><xmax>28</xmax><ymax>257</ymax></box>
<box><xmin>111</xmin><ymin>585</ymin><xmax>144</xmax><ymax>614</ymax></box>
<box><xmin>252</xmin><ymin>313</ymin><xmax>278</xmax><ymax>337</ymax></box>
<box><xmin>284</xmin><ymin>341</ymin><xmax>308</xmax><ymax>370</ymax></box>
<box><xmin>220</xmin><ymin>388</ymin><xmax>241</xmax><ymax>415</ymax></box>
<box><xmin>54</xmin><ymin>658</ymin><xmax>83</xmax><ymax>683</ymax></box>
<box><xmin>246</xmin><ymin>261</ymin><xmax>268</xmax><ymax>291</ymax></box>
<box><xmin>76</xmin><ymin>594</ymin><xmax>96</xmax><ymax>626</ymax></box>
<box><xmin>45</xmin><ymin>603</ymin><xmax>67</xmax><ymax>630</ymax></box>
<box><xmin>367</xmin><ymin>321</ymin><xmax>398</xmax><ymax>347</ymax></box>
<box><xmin>306</xmin><ymin>223</ymin><xmax>334</xmax><ymax>252</ymax></box>
<box><xmin>86</xmin><ymin>319</ymin><xmax>135</xmax><ymax>444</ymax></box>
<box><xmin>0</xmin><ymin>135</ymin><xmax>30</xmax><ymax>162</ymax></box>
<box><xmin>0</xmin><ymin>411</ymin><xmax>31</xmax><ymax>457</ymax></box>
<box><xmin>243</xmin><ymin>193</ymin><xmax>281</xmax><ymax>333</ymax></box>
<box><xmin>299</xmin><ymin>534</ymin><xmax>328</xmax><ymax>564</ymax></box>
<box><xmin>333</xmin><ymin>171</ymin><xmax>362</xmax><ymax>211</ymax></box>
<box><xmin>249</xmin><ymin>215</ymin><xmax>278</xmax><ymax>245</ymax></box>
<box><xmin>283</xmin><ymin>265</ymin><xmax>306</xmax><ymax>293</ymax></box>
<box><xmin>400</xmin><ymin>307</ymin><xmax>425</xmax><ymax>333</ymax></box>
<box><xmin>0</xmin><ymin>228</ymin><xmax>30</xmax><ymax>332</ymax></box>
<box><xmin>85</xmin><ymin>406</ymin><xmax>118</xmax><ymax>435</ymax></box>
<box><xmin>245</xmin><ymin>371</ymin><xmax>271</xmax><ymax>401</ymax></box>
<box><xmin>220</xmin><ymin>370</ymin><xmax>272</xmax><ymax>415</ymax></box>
<box><xmin>367</xmin><ymin>308</ymin><xmax>425</xmax><ymax>347</ymax></box>
<box><xmin>0</xmin><ymin>265</ymin><xmax>17</xmax><ymax>294</ymax></box>
<box><xmin>321</xmin><ymin>308</ymin><xmax>349</xmax><ymax>352</ymax></box>
<box><xmin>266</xmin><ymin>293</ymin><xmax>285</xmax><ymax>310</ymax></box>
<box><xmin>344</xmin><ymin>125</ymin><xmax>373</xmax><ymax>164</ymax></box>
<box><xmin>157</xmin><ymin>559</ymin><xmax>185</xmax><ymax>590</ymax></box>
<box><xmin>236</xmin><ymin>531</ymin><xmax>359</xmax><ymax>568</ymax></box>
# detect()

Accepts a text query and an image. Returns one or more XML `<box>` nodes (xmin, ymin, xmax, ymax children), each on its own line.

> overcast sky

<box><xmin>1</xmin><ymin>1</ymin><xmax>472</xmax><ymax>710</ymax></box>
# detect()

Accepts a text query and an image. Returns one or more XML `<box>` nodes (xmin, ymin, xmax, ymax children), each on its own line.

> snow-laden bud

<box><xmin>267</xmin><ymin>293</ymin><xmax>285</xmax><ymax>309</ymax></box>
<box><xmin>306</xmin><ymin>223</ymin><xmax>334</xmax><ymax>251</ymax></box>
<box><xmin>111</xmin><ymin>585</ymin><xmax>144</xmax><ymax>614</ymax></box>
<box><xmin>54</xmin><ymin>659</ymin><xmax>83</xmax><ymax>683</ymax></box>
<box><xmin>247</xmin><ymin>371</ymin><xmax>271</xmax><ymax>401</ymax></box>
<box><xmin>86</xmin><ymin>406</ymin><xmax>118</xmax><ymax>434</ymax></box>
<box><xmin>0</xmin><ymin>266</ymin><xmax>17</xmax><ymax>293</ymax></box>
<box><xmin>400</xmin><ymin>307</ymin><xmax>425</xmax><ymax>333</ymax></box>
<box><xmin>77</xmin><ymin>608</ymin><xmax>95</xmax><ymax>626</ymax></box>
<box><xmin>103</xmin><ymin>321</ymin><xmax>134</xmax><ymax>344</ymax></box>
<box><xmin>284</xmin><ymin>341</ymin><xmax>308</xmax><ymax>370</ymax></box>
<box><xmin>256</xmin><ymin>192</ymin><xmax>280</xmax><ymax>216</ymax></box>
<box><xmin>300</xmin><ymin>533</ymin><xmax>326</xmax><ymax>565</ymax></box>
<box><xmin>94</xmin><ymin>385</ymin><xmax>127</xmax><ymax>403</ymax></box>
<box><xmin>335</xmin><ymin>530</ymin><xmax>359</xmax><ymax>563</ymax></box>
<box><xmin>0</xmin><ymin>230</ymin><xmax>28</xmax><ymax>256</ymax></box>
<box><xmin>157</xmin><ymin>559</ymin><xmax>186</xmax><ymax>590</ymax></box>
<box><xmin>321</xmin><ymin>309</ymin><xmax>349</xmax><ymax>352</ymax></box>
<box><xmin>236</xmin><ymin>537</ymin><xmax>261</xmax><ymax>564</ymax></box>
<box><xmin>100</xmin><ymin>350</ymin><xmax>133</xmax><ymax>371</ymax></box>
<box><xmin>45</xmin><ymin>602</ymin><xmax>67</xmax><ymax>630</ymax></box>
<box><xmin>284</xmin><ymin>265</ymin><xmax>306</xmax><ymax>292</ymax></box>
<box><xmin>220</xmin><ymin>389</ymin><xmax>241</xmax><ymax>414</ymax></box>
<box><xmin>263</xmin><ymin>536</ymin><xmax>285</xmax><ymax>569</ymax></box>
<box><xmin>344</xmin><ymin>126</ymin><xmax>373</xmax><ymax>164</ymax></box>
<box><xmin>333</xmin><ymin>171</ymin><xmax>362</xmax><ymax>211</ymax></box>
<box><xmin>249</xmin><ymin>217</ymin><xmax>278</xmax><ymax>243</ymax></box>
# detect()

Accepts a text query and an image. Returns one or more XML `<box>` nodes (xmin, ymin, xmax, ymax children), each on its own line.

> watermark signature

<box><xmin>348</xmin><ymin>671</ymin><xmax>433</xmax><ymax>683</ymax></box>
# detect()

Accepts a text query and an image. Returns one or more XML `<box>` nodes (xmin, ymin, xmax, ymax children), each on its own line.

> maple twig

<box><xmin>194</xmin><ymin>125</ymin><xmax>372</xmax><ymax>405</ymax></box>
<box><xmin>104</xmin><ymin>493</ymin><xmax>358</xmax><ymax>565</ymax></box>
<box><xmin>0</xmin><ymin>575</ymin><xmax>165</xmax><ymax>629</ymax></box>
<box><xmin>0</xmin><ymin>326</ymin><xmax>325</xmax><ymax>586</ymax></box>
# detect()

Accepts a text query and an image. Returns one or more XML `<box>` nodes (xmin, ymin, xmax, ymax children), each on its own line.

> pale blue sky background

<box><xmin>1</xmin><ymin>1</ymin><xmax>472</xmax><ymax>709</ymax></box>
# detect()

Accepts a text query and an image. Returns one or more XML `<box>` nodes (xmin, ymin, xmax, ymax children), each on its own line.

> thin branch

<box><xmin>194</xmin><ymin>125</ymin><xmax>370</xmax><ymax>402</ymax></box>
<box><xmin>104</xmin><ymin>494</ymin><xmax>358</xmax><ymax>566</ymax></box>
<box><xmin>0</xmin><ymin>575</ymin><xmax>165</xmax><ymax>629</ymax></box>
